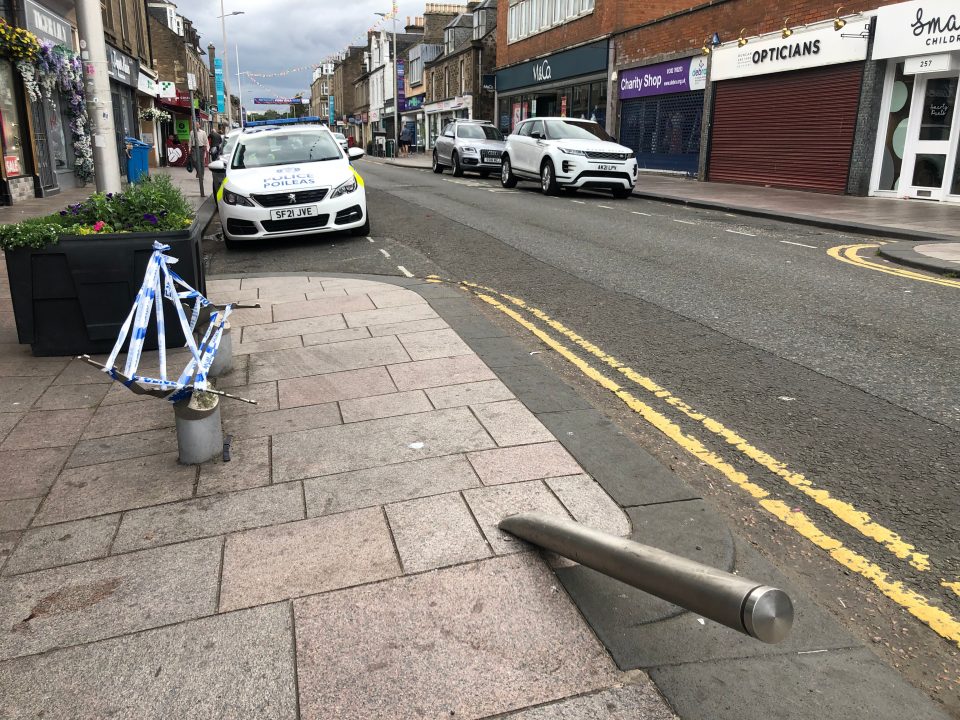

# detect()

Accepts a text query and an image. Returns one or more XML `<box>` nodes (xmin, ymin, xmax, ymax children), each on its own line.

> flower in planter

<box><xmin>143</xmin><ymin>213</ymin><xmax>159</xmax><ymax>226</ymax></box>
<box><xmin>93</xmin><ymin>221</ymin><xmax>106</xmax><ymax>232</ymax></box>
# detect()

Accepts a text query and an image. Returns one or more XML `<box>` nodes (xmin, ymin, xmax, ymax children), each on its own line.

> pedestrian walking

<box><xmin>209</xmin><ymin>126</ymin><xmax>223</xmax><ymax>161</ymax></box>
<box><xmin>189</xmin><ymin>120</ymin><xmax>209</xmax><ymax>197</ymax></box>
<box><xmin>399</xmin><ymin>123</ymin><xmax>414</xmax><ymax>158</ymax></box>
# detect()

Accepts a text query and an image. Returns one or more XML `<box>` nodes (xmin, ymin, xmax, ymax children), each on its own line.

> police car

<box><xmin>212</xmin><ymin>125</ymin><xmax>367</xmax><ymax>248</ymax></box>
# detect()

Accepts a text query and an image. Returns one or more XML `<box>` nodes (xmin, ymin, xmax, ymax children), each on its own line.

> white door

<box><xmin>903</xmin><ymin>72</ymin><xmax>960</xmax><ymax>201</ymax></box>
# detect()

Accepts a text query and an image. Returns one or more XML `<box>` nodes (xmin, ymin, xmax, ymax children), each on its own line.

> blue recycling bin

<box><xmin>125</xmin><ymin>137</ymin><xmax>153</xmax><ymax>184</ymax></box>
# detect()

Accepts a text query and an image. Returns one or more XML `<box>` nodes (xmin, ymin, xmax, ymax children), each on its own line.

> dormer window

<box><xmin>473</xmin><ymin>9</ymin><xmax>488</xmax><ymax>40</ymax></box>
<box><xmin>445</xmin><ymin>28</ymin><xmax>455</xmax><ymax>55</ymax></box>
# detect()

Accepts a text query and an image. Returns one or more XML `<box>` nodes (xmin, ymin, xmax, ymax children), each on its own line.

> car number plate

<box><xmin>597</xmin><ymin>164</ymin><xmax>617</xmax><ymax>171</ymax></box>
<box><xmin>269</xmin><ymin>205</ymin><xmax>318</xmax><ymax>221</ymax></box>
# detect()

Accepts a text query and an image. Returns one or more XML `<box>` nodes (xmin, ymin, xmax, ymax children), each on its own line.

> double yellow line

<box><xmin>828</xmin><ymin>244</ymin><xmax>960</xmax><ymax>289</ymax></box>
<box><xmin>428</xmin><ymin>275</ymin><xmax>960</xmax><ymax>647</ymax></box>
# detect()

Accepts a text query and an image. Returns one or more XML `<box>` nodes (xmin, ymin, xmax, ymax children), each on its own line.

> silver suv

<box><xmin>432</xmin><ymin>120</ymin><xmax>506</xmax><ymax>177</ymax></box>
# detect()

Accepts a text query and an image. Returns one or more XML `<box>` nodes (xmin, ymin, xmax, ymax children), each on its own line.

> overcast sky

<box><xmin>171</xmin><ymin>0</ymin><xmax>426</xmax><ymax>109</ymax></box>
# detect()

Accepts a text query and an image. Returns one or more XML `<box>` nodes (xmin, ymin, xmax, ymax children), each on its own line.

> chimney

<box><xmin>207</xmin><ymin>43</ymin><xmax>216</xmax><ymax>73</ymax></box>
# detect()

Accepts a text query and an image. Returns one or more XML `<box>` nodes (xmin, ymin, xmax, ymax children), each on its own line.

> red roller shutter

<box><xmin>708</xmin><ymin>62</ymin><xmax>863</xmax><ymax>194</ymax></box>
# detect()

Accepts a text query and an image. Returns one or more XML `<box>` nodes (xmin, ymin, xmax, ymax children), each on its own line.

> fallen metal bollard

<box><xmin>499</xmin><ymin>512</ymin><xmax>793</xmax><ymax>644</ymax></box>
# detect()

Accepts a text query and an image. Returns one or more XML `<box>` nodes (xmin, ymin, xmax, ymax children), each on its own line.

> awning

<box><xmin>157</xmin><ymin>99</ymin><xmax>210</xmax><ymax>121</ymax></box>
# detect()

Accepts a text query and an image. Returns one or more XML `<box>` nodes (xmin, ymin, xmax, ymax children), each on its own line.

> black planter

<box><xmin>5</xmin><ymin>204</ymin><xmax>212</xmax><ymax>357</ymax></box>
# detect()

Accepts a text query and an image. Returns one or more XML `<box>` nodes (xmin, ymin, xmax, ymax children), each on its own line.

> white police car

<box><xmin>212</xmin><ymin>125</ymin><xmax>367</xmax><ymax>248</ymax></box>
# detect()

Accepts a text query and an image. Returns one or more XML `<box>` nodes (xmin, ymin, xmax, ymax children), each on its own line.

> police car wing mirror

<box><xmin>348</xmin><ymin>147</ymin><xmax>365</xmax><ymax>161</ymax></box>
<box><xmin>208</xmin><ymin>159</ymin><xmax>225</xmax><ymax>171</ymax></box>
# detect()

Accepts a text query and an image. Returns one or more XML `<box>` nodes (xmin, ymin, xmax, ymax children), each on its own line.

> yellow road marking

<box><xmin>943</xmin><ymin>581</ymin><xmax>960</xmax><ymax>599</ymax></box>
<box><xmin>461</xmin><ymin>281</ymin><xmax>930</xmax><ymax>572</ymax></box>
<box><xmin>472</xmin><ymin>291</ymin><xmax>960</xmax><ymax>647</ymax></box>
<box><xmin>828</xmin><ymin>244</ymin><xmax>960</xmax><ymax>289</ymax></box>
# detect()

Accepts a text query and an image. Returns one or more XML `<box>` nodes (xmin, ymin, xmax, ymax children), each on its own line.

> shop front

<box><xmin>106</xmin><ymin>44</ymin><xmax>139</xmax><ymax>178</ymax></box>
<box><xmin>424</xmin><ymin>95</ymin><xmax>472</xmax><ymax>150</ymax></box>
<box><xmin>617</xmin><ymin>56</ymin><xmax>707</xmax><ymax>175</ymax></box>
<box><xmin>401</xmin><ymin>93</ymin><xmax>425</xmax><ymax>153</ymax></box>
<box><xmin>24</xmin><ymin>0</ymin><xmax>78</xmax><ymax>194</ymax></box>
<box><xmin>707</xmin><ymin>21</ymin><xmax>869</xmax><ymax>194</ymax></box>
<box><xmin>495</xmin><ymin>40</ymin><xmax>608</xmax><ymax>134</ymax></box>
<box><xmin>870</xmin><ymin>0</ymin><xmax>960</xmax><ymax>202</ymax></box>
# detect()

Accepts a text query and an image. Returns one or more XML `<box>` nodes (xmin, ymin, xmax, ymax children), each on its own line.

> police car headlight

<box><xmin>461</xmin><ymin>146</ymin><xmax>478</xmax><ymax>154</ymax></box>
<box><xmin>559</xmin><ymin>148</ymin><xmax>588</xmax><ymax>156</ymax></box>
<box><xmin>331</xmin><ymin>176</ymin><xmax>358</xmax><ymax>199</ymax></box>
<box><xmin>223</xmin><ymin>190</ymin><xmax>254</xmax><ymax>207</ymax></box>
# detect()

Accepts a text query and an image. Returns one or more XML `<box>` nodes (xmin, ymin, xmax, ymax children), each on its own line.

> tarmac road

<box><xmin>205</xmin><ymin>157</ymin><xmax>960</xmax><ymax>714</ymax></box>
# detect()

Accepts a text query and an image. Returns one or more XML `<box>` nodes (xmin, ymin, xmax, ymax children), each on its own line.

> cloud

<box><xmin>169</xmin><ymin>0</ymin><xmax>427</xmax><ymax>108</ymax></box>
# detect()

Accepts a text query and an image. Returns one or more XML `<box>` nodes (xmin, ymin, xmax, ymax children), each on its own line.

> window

<box><xmin>508</xmin><ymin>0</ymin><xmax>593</xmax><ymax>42</ymax></box>
<box><xmin>444</xmin><ymin>67</ymin><xmax>449</xmax><ymax>98</ymax></box>
<box><xmin>459</xmin><ymin>59</ymin><xmax>465</xmax><ymax>93</ymax></box>
<box><xmin>458</xmin><ymin>124</ymin><xmax>503</xmax><ymax>140</ymax></box>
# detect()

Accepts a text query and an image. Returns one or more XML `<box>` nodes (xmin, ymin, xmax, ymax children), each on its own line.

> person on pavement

<box><xmin>209</xmin><ymin>126</ymin><xmax>223</xmax><ymax>161</ymax></box>
<box><xmin>189</xmin><ymin>120</ymin><xmax>209</xmax><ymax>197</ymax></box>
<box><xmin>399</xmin><ymin>124</ymin><xmax>414</xmax><ymax>158</ymax></box>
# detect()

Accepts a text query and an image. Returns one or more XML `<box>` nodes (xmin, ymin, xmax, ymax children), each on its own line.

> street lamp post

<box><xmin>218</xmin><ymin>4</ymin><xmax>245</xmax><ymax>128</ymax></box>
<box><xmin>375</xmin><ymin>12</ymin><xmax>399</xmax><ymax>157</ymax></box>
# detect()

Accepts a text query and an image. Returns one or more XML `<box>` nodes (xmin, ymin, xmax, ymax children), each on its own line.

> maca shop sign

<box><xmin>619</xmin><ymin>57</ymin><xmax>707</xmax><ymax>100</ymax></box>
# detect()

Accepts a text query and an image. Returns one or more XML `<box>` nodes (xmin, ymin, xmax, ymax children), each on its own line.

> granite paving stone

<box><xmin>498</xmin><ymin>684</ymin><xmax>677</xmax><ymax>719</ymax></box>
<box><xmin>301</xmin><ymin>326</ymin><xmax>371</xmax><ymax>347</ymax></box>
<box><xmin>464</xmin><ymin>481</ymin><xmax>572</xmax><ymax>554</ymax></box>
<box><xmin>0</xmin><ymin>412</ymin><xmax>22</xmax><ymax>444</ymax></box>
<box><xmin>219</xmin><ymin>507</ymin><xmax>401</xmax><ymax>611</ymax></box>
<box><xmin>0</xmin><ymin>376</ymin><xmax>53</xmax><ymax>412</ymax></box>
<box><xmin>471</xmin><ymin>400</ymin><xmax>555</xmax><ymax>447</ymax></box>
<box><xmin>66</xmin><ymin>427</ymin><xmax>179</xmax><ymax>469</ymax></box>
<box><xmin>304</xmin><ymin>455</ymin><xmax>481</xmax><ymax>516</ymax></box>
<box><xmin>113</xmin><ymin>482</ymin><xmax>304</xmax><ymax>553</ymax></box>
<box><xmin>0</xmin><ymin>497</ymin><xmax>41</xmax><ymax>532</ymax></box>
<box><xmin>385</xmin><ymin>492</ymin><xmax>491</xmax><ymax>573</ymax></box>
<box><xmin>217</xmin><ymin>354</ymin><xmax>250</xmax><ymax>388</ymax></box>
<box><xmin>298</xmin><ymin>289</ymin><xmax>350</xmax><ymax>301</ymax></box>
<box><xmin>340</xmin><ymin>390</ymin><xmax>432</xmax><ymax>423</ymax></box>
<box><xmin>80</xmin><ymin>401</ymin><xmax>173</xmax><ymax>440</ymax></box>
<box><xmin>209</xmin><ymin>285</ymin><xmax>259</xmax><ymax>302</ymax></box>
<box><xmin>3</xmin><ymin>514</ymin><xmax>120</xmax><ymax>576</ymax></box>
<box><xmin>0</xmin><ymin>538</ymin><xmax>221</xmax><ymax>660</ymax></box>
<box><xmin>224</xmin><ymin>403</ymin><xmax>341</xmax><ymax>439</ymax></box>
<box><xmin>234</xmin><ymin>335</ymin><xmax>304</xmax><ymax>356</ymax></box>
<box><xmin>99</xmin><ymin>381</ymin><xmax>158</xmax><ymax>406</ymax></box>
<box><xmin>343</xmin><ymin>303</ymin><xmax>440</xmax><ymax>329</ymax></box>
<box><xmin>228</xmin><ymin>305</ymin><xmax>273</xmax><ymax>327</ymax></box>
<box><xmin>546</xmin><ymin>475</ymin><xmax>631</xmax><ymax>536</ymax></box>
<box><xmin>274</xmin><ymin>407</ymin><xmax>495</xmax><ymax>481</ymax></box>
<box><xmin>249</xmin><ymin>336</ymin><xmax>410</xmax><ymax>383</ymax></box>
<box><xmin>216</xmin><ymin>382</ymin><xmax>279</xmax><ymax>417</ymax></box>
<box><xmin>241</xmin><ymin>313</ymin><xmax>347</xmax><ymax>343</ymax></box>
<box><xmin>272</xmin><ymin>295</ymin><xmax>375</xmax><ymax>323</ymax></box>
<box><xmin>255</xmin><ymin>292</ymin><xmax>310</xmax><ymax>305</ymax></box>
<box><xmin>293</xmin><ymin>553</ymin><xmax>618</xmax><ymax>720</ymax></box>
<box><xmin>277</xmin><ymin>366</ymin><xmax>397</xmax><ymax>409</ymax></box>
<box><xmin>367</xmin><ymin>317</ymin><xmax>450</xmax><ymax>337</ymax></box>
<box><xmin>388</xmin><ymin>355</ymin><xmax>496</xmax><ymax>391</ymax></box>
<box><xmin>1</xmin><ymin>408</ymin><xmax>95</xmax><ymax>451</ymax></box>
<box><xmin>32</xmin><ymin>382</ymin><xmax>110</xmax><ymax>410</ymax></box>
<box><xmin>0</xmin><ymin>603</ymin><xmax>298</xmax><ymax>719</ymax></box>
<box><xmin>466</xmin><ymin>442</ymin><xmax>583</xmax><ymax>486</ymax></box>
<box><xmin>367</xmin><ymin>288</ymin><xmax>428</xmax><ymax>309</ymax></box>
<box><xmin>206</xmin><ymin>278</ymin><xmax>241</xmax><ymax>293</ymax></box>
<box><xmin>425</xmin><ymin>379</ymin><xmax>515</xmax><ymax>409</ymax></box>
<box><xmin>397</xmin><ymin>328</ymin><xmax>474</xmax><ymax>361</ymax></box>
<box><xmin>240</xmin><ymin>276</ymin><xmax>314</xmax><ymax>292</ymax></box>
<box><xmin>1</xmin><ymin>357</ymin><xmax>70</xmax><ymax>379</ymax></box>
<box><xmin>197</xmin><ymin>436</ymin><xmax>271</xmax><ymax>496</ymax></box>
<box><xmin>49</xmin><ymin>358</ymin><xmax>109</xmax><ymax>384</ymax></box>
<box><xmin>35</xmin><ymin>453</ymin><xmax>196</xmax><ymax>526</ymax></box>
<box><xmin>0</xmin><ymin>530</ymin><xmax>18</xmax><ymax>571</ymax></box>
<box><xmin>0</xmin><ymin>447</ymin><xmax>69</xmax><ymax>500</ymax></box>
<box><xmin>318</xmin><ymin>278</ymin><xmax>389</xmax><ymax>293</ymax></box>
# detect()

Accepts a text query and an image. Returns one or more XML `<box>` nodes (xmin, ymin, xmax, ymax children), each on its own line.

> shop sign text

<box><xmin>874</xmin><ymin>0</ymin><xmax>960</xmax><ymax>60</ymax></box>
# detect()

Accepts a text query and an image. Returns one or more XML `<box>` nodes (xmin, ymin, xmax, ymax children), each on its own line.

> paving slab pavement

<box><xmin>0</xmin><ymin>266</ymin><xmax>949</xmax><ymax>718</ymax></box>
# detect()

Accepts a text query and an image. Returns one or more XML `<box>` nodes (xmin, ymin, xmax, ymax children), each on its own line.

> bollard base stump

<box><xmin>208</xmin><ymin>322</ymin><xmax>234</xmax><ymax>378</ymax></box>
<box><xmin>174</xmin><ymin>391</ymin><xmax>223</xmax><ymax>465</ymax></box>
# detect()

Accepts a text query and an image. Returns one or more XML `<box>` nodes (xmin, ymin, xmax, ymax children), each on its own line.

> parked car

<box><xmin>333</xmin><ymin>132</ymin><xmax>349</xmax><ymax>151</ymax></box>
<box><xmin>212</xmin><ymin>125</ymin><xmax>367</xmax><ymax>248</ymax></box>
<box><xmin>500</xmin><ymin>117</ymin><xmax>638</xmax><ymax>198</ymax></box>
<box><xmin>432</xmin><ymin>120</ymin><xmax>506</xmax><ymax>177</ymax></box>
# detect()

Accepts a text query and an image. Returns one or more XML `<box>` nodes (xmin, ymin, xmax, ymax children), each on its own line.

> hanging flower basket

<box><xmin>0</xmin><ymin>18</ymin><xmax>40</xmax><ymax>63</ymax></box>
<box><xmin>140</xmin><ymin>107</ymin><xmax>172</xmax><ymax>123</ymax></box>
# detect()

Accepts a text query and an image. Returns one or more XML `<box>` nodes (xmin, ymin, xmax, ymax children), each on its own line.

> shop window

<box><xmin>918</xmin><ymin>76</ymin><xmax>957</xmax><ymax>142</ymax></box>
<box><xmin>877</xmin><ymin>63</ymin><xmax>914</xmax><ymax>192</ymax></box>
<box><xmin>912</xmin><ymin>154</ymin><xmax>946</xmax><ymax>188</ymax></box>
<box><xmin>0</xmin><ymin>61</ymin><xmax>26</xmax><ymax>177</ymax></box>
<box><xmin>589</xmin><ymin>81</ymin><xmax>606</xmax><ymax>126</ymax></box>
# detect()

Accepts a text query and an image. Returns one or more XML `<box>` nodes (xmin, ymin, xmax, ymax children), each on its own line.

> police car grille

<box><xmin>585</xmin><ymin>151</ymin><xmax>628</xmax><ymax>161</ymax></box>
<box><xmin>253</xmin><ymin>188</ymin><xmax>329</xmax><ymax>207</ymax></box>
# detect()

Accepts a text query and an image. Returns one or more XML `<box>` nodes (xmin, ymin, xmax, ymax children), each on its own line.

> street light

<box><xmin>218</xmin><ymin>4</ymin><xmax>245</xmax><ymax>128</ymax></box>
<box><xmin>375</xmin><ymin>11</ymin><xmax>399</xmax><ymax>157</ymax></box>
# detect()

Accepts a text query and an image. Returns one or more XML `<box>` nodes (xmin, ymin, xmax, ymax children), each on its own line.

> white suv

<box><xmin>501</xmin><ymin>117</ymin><xmax>638</xmax><ymax>198</ymax></box>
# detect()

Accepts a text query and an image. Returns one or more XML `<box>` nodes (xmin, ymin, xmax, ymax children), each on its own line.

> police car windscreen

<box><xmin>232</xmin><ymin>131</ymin><xmax>342</xmax><ymax>169</ymax></box>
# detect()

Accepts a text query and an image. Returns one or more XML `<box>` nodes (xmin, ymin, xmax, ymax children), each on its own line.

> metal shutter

<box><xmin>708</xmin><ymin>62</ymin><xmax>863</xmax><ymax>194</ymax></box>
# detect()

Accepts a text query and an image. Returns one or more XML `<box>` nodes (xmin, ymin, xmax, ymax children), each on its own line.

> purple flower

<box><xmin>143</xmin><ymin>213</ymin><xmax>158</xmax><ymax>226</ymax></box>
<box><xmin>106</xmin><ymin>193</ymin><xmax>113</xmax><ymax>199</ymax></box>
<box><xmin>59</xmin><ymin>210</ymin><xmax>67</xmax><ymax>216</ymax></box>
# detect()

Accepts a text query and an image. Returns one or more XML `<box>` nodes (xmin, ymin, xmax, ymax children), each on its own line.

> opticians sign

<box><xmin>873</xmin><ymin>0</ymin><xmax>960</xmax><ymax>60</ymax></box>
<box><xmin>710</xmin><ymin>23</ymin><xmax>869</xmax><ymax>81</ymax></box>
<box><xmin>619</xmin><ymin>56</ymin><xmax>707</xmax><ymax>100</ymax></box>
